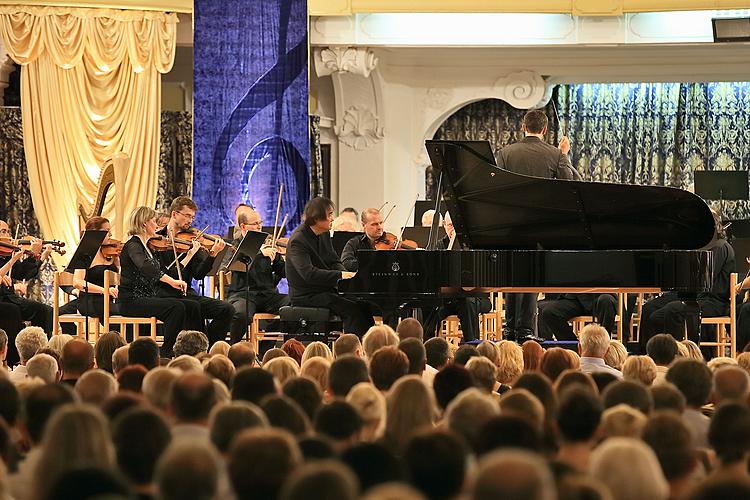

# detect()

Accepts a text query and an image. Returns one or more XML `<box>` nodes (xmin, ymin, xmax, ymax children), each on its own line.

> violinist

<box><xmin>286</xmin><ymin>197</ymin><xmax>374</xmax><ymax>336</ymax></box>
<box><xmin>0</xmin><ymin>220</ymin><xmax>54</xmax><ymax>365</ymax></box>
<box><xmin>224</xmin><ymin>205</ymin><xmax>289</xmax><ymax>344</ymax></box>
<box><xmin>119</xmin><ymin>206</ymin><xmax>187</xmax><ymax>357</ymax></box>
<box><xmin>58</xmin><ymin>216</ymin><xmax>121</xmax><ymax>326</ymax></box>
<box><xmin>155</xmin><ymin>196</ymin><xmax>234</xmax><ymax>345</ymax></box>
<box><xmin>341</xmin><ymin>208</ymin><xmax>383</xmax><ymax>272</ymax></box>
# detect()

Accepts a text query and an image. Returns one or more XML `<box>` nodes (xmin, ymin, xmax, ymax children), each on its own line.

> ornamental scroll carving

<box><xmin>315</xmin><ymin>46</ymin><xmax>378</xmax><ymax>78</ymax></box>
<box><xmin>334</xmin><ymin>105</ymin><xmax>384</xmax><ymax>150</ymax></box>
<box><xmin>493</xmin><ymin>70</ymin><xmax>551</xmax><ymax>109</ymax></box>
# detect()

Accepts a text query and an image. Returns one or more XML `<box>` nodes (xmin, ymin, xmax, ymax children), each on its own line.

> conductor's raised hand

<box><xmin>558</xmin><ymin>135</ymin><xmax>571</xmax><ymax>155</ymax></box>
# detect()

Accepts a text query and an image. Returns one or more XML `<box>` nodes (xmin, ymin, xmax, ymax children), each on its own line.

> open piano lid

<box><xmin>425</xmin><ymin>140</ymin><xmax>716</xmax><ymax>251</ymax></box>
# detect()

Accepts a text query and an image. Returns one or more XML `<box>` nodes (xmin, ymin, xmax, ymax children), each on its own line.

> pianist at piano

<box><xmin>286</xmin><ymin>196</ymin><xmax>374</xmax><ymax>336</ymax></box>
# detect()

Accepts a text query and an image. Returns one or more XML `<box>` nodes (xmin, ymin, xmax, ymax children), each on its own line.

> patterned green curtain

<box><xmin>558</xmin><ymin>83</ymin><xmax>750</xmax><ymax>219</ymax></box>
<box><xmin>309</xmin><ymin>114</ymin><xmax>324</xmax><ymax>198</ymax></box>
<box><xmin>0</xmin><ymin>107</ymin><xmax>40</xmax><ymax>236</ymax></box>
<box><xmin>157</xmin><ymin>111</ymin><xmax>194</xmax><ymax>212</ymax></box>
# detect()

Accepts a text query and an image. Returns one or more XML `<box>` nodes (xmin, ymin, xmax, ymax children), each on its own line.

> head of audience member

<box><xmin>362</xmin><ymin>325</ymin><xmax>399</xmax><ymax>360</ymax></box>
<box><xmin>112</xmin><ymin>407</ymin><xmax>171</xmax><ymax>492</ymax></box>
<box><xmin>554</xmin><ymin>369</ymin><xmax>598</xmax><ymax>395</ymax></box>
<box><xmin>642</xmin><ymin>412</ymin><xmax>696</xmax><ymax>493</ymax></box>
<box><xmin>118</xmin><ymin>364</ymin><xmax>148</xmax><ymax>393</ymax></box>
<box><xmin>44</xmin><ymin>466</ymin><xmax>131</xmax><ymax>500</ymax></box>
<box><xmin>341</xmin><ymin>443</ymin><xmax>403</xmax><ymax>493</ymax></box>
<box><xmin>209</xmin><ymin>401</ymin><xmax>268</xmax><ymax>454</ymax></box>
<box><xmin>496</xmin><ymin>340</ymin><xmax>525</xmax><ymax>385</ymax></box>
<box><xmin>591</xmin><ymin>438</ymin><xmax>669</xmax><ymax>500</ymax></box>
<box><xmin>102</xmin><ymin>388</ymin><xmax>144</xmax><ymax>423</ymax></box>
<box><xmin>280</xmin><ymin>460</ymin><xmax>359</xmax><ymax>500</ymax></box>
<box><xmin>112</xmin><ymin>344</ymin><xmax>129</xmax><ymax>376</ymax></box>
<box><xmin>173</xmin><ymin>330</ymin><xmax>209</xmax><ymax>358</ymax></box>
<box><xmin>680</xmin><ymin>339</ymin><xmax>703</xmax><ymax>361</ymax></box>
<box><xmin>346</xmin><ymin>382</ymin><xmax>386</xmax><ymax>442</ymax></box>
<box><xmin>26</xmin><ymin>353</ymin><xmax>59</xmax><ymax>383</ymax></box>
<box><xmin>156</xmin><ymin>440</ymin><xmax>220</xmax><ymax>500</ymax></box>
<box><xmin>281</xmin><ymin>339</ymin><xmax>305</xmax><ymax>366</ymax></box>
<box><xmin>420</xmin><ymin>209</ymin><xmax>440</xmax><ymax>228</ymax></box>
<box><xmin>15</xmin><ymin>326</ymin><xmax>47</xmax><ymax>365</ymax></box>
<box><xmin>334</xmin><ymin>334</ymin><xmax>363</xmax><ymax>359</ymax></box>
<box><xmin>232</xmin><ymin>366</ymin><xmax>277</xmax><ymax>405</ymax></box>
<box><xmin>141</xmin><ymin>367</ymin><xmax>180</xmax><ymax>411</ymax></box>
<box><xmin>0</xmin><ymin>328</ymin><xmax>7</xmax><ymax>365</ymax></box>
<box><xmin>601</xmin><ymin>404</ymin><xmax>647</xmax><ymax>439</ymax></box>
<box><xmin>46</xmin><ymin>333</ymin><xmax>73</xmax><ymax>357</ymax></box>
<box><xmin>522</xmin><ymin>340</ymin><xmax>545</xmax><ymax>372</ymax></box>
<box><xmin>328</xmin><ymin>355</ymin><xmax>370</xmax><ymax>398</ymax></box>
<box><xmin>128</xmin><ymin>337</ymin><xmax>160</xmax><ymax>370</ymax></box>
<box><xmin>666</xmin><ymin>358</ymin><xmax>713</xmax><ymax>409</ymax></box>
<box><xmin>623</xmin><ymin>355</ymin><xmax>657</xmax><ymax>386</ymax></box>
<box><xmin>690</xmin><ymin>478</ymin><xmax>750</xmax><ymax>500</ymax></box>
<box><xmin>0</xmin><ymin>380</ymin><xmax>18</xmax><ymax>433</ymax></box>
<box><xmin>228</xmin><ymin>341</ymin><xmax>257</xmax><ymax>368</ymax></box>
<box><xmin>476</xmin><ymin>415</ymin><xmax>543</xmax><ymax>457</ymax></box>
<box><xmin>604</xmin><ymin>340</ymin><xmax>628</xmax><ymax>371</ymax></box>
<box><xmin>204</xmin><ymin>354</ymin><xmax>235</xmax><ymax>388</ymax></box>
<box><xmin>499</xmin><ymin>389</ymin><xmax>545</xmax><ymax>432</ymax></box>
<box><xmin>266</xmin><ymin>356</ymin><xmax>301</xmax><ymax>386</ymax></box>
<box><xmin>445</xmin><ymin>388</ymin><xmax>500</xmax><ymax>452</ymax></box>
<box><xmin>283</xmin><ymin>376</ymin><xmax>323</xmax><ymax>421</ymax></box>
<box><xmin>453</xmin><ymin>344</ymin><xmax>479</xmax><ymax>366</ymax></box>
<box><xmin>709</xmin><ymin>402</ymin><xmax>750</xmax><ymax>469</ymax></box>
<box><xmin>304</xmin><ymin>196</ymin><xmax>336</xmax><ymax>234</ymax></box>
<box><xmin>466</xmin><ymin>356</ymin><xmax>498</xmax><ymax>393</ymax></box>
<box><xmin>396</xmin><ymin>318</ymin><xmax>424</xmax><ymax>342</ymax></box>
<box><xmin>296</xmin><ymin>437</ymin><xmax>337</xmax><ymax>464</ymax></box>
<box><xmin>424</xmin><ymin>337</ymin><xmax>452</xmax><ymax>370</ymax></box>
<box><xmin>22</xmin><ymin>383</ymin><xmax>76</xmax><ymax>446</ymax></box>
<box><xmin>737</xmin><ymin>351</ymin><xmax>750</xmax><ymax>375</ymax></box>
<box><xmin>404</xmin><ymin>429</ymin><xmax>468</xmax><ymax>500</ymax></box>
<box><xmin>476</xmin><ymin>340</ymin><xmax>499</xmax><ymax>365</ymax></box>
<box><xmin>513</xmin><ymin>372</ymin><xmax>557</xmax><ymax>421</ymax></box>
<box><xmin>170</xmin><ymin>372</ymin><xmax>216</xmax><ymax>425</ymax></box>
<box><xmin>591</xmin><ymin>371</ymin><xmax>619</xmax><ymax>393</ymax></box>
<box><xmin>62</xmin><ymin>338</ymin><xmax>95</xmax><ymax>381</ymax></box>
<box><xmin>708</xmin><ymin>356</ymin><xmax>738</xmax><ymax>374</ymax></box>
<box><xmin>261</xmin><ymin>394</ymin><xmax>311</xmax><ymax>436</ymax></box>
<box><xmin>75</xmin><ymin>369</ymin><xmax>118</xmax><ymax>405</ymax></box>
<box><xmin>713</xmin><ymin>366</ymin><xmax>750</xmax><ymax>405</ymax></box>
<box><xmin>369</xmin><ymin>346</ymin><xmax>409</xmax><ymax>391</ymax></box>
<box><xmin>34</xmin><ymin>404</ymin><xmax>115</xmax><ymax>500</ymax></box>
<box><xmin>579</xmin><ymin>324</ymin><xmax>611</xmax><ymax>360</ymax></box>
<box><xmin>301</xmin><ymin>341</ymin><xmax>333</xmax><ymax>365</ymax></box>
<box><xmin>556</xmin><ymin>387</ymin><xmax>602</xmax><ymax>454</ymax></box>
<box><xmin>93</xmin><ymin>332</ymin><xmax>126</xmax><ymax>373</ymax></box>
<box><xmin>399</xmin><ymin>338</ymin><xmax>427</xmax><ymax>376</ymax></box>
<box><xmin>263</xmin><ymin>347</ymin><xmax>289</xmax><ymax>365</ymax></box>
<box><xmin>208</xmin><ymin>340</ymin><xmax>230</xmax><ymax>357</ymax></box>
<box><xmin>651</xmin><ymin>382</ymin><xmax>686</xmax><ymax>413</ymax></box>
<box><xmin>602</xmin><ymin>379</ymin><xmax>654</xmax><ymax>415</ymax></box>
<box><xmin>300</xmin><ymin>356</ymin><xmax>331</xmax><ymax>392</ymax></box>
<box><xmin>385</xmin><ymin>376</ymin><xmax>438</xmax><ymax>453</ymax></box>
<box><xmin>647</xmin><ymin>334</ymin><xmax>679</xmax><ymax>366</ymax></box>
<box><xmin>676</xmin><ymin>341</ymin><xmax>689</xmax><ymax>358</ymax></box>
<box><xmin>167</xmin><ymin>354</ymin><xmax>203</xmax><ymax>372</ymax></box>
<box><xmin>315</xmin><ymin>400</ymin><xmax>364</xmax><ymax>452</ymax></box>
<box><xmin>540</xmin><ymin>347</ymin><xmax>578</xmax><ymax>381</ymax></box>
<box><xmin>433</xmin><ymin>364</ymin><xmax>473</xmax><ymax>410</ymax></box>
<box><xmin>473</xmin><ymin>449</ymin><xmax>556</xmax><ymax>500</ymax></box>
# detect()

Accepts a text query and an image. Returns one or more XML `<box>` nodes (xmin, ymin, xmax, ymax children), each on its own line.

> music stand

<box><xmin>694</xmin><ymin>170</ymin><xmax>749</xmax><ymax>219</ymax></box>
<box><xmin>225</xmin><ymin>230</ymin><xmax>270</xmax><ymax>336</ymax></box>
<box><xmin>401</xmin><ymin>226</ymin><xmax>446</xmax><ymax>248</ymax></box>
<box><xmin>63</xmin><ymin>230</ymin><xmax>108</xmax><ymax>338</ymax></box>
<box><xmin>332</xmin><ymin>231</ymin><xmax>362</xmax><ymax>257</ymax></box>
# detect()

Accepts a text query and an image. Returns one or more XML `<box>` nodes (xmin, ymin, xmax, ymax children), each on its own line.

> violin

<box><xmin>177</xmin><ymin>228</ymin><xmax>236</xmax><ymax>252</ymax></box>
<box><xmin>373</xmin><ymin>232</ymin><xmax>419</xmax><ymax>250</ymax></box>
<box><xmin>0</xmin><ymin>236</ymin><xmax>66</xmax><ymax>256</ymax></box>
<box><xmin>0</xmin><ymin>239</ymin><xmax>25</xmax><ymax>257</ymax></box>
<box><xmin>100</xmin><ymin>239</ymin><xmax>123</xmax><ymax>259</ymax></box>
<box><xmin>263</xmin><ymin>236</ymin><xmax>288</xmax><ymax>255</ymax></box>
<box><xmin>147</xmin><ymin>235</ymin><xmax>195</xmax><ymax>253</ymax></box>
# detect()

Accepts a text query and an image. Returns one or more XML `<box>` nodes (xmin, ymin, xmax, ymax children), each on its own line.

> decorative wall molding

<box><xmin>422</xmin><ymin>87</ymin><xmax>453</xmax><ymax>110</ymax></box>
<box><xmin>314</xmin><ymin>46</ymin><xmax>379</xmax><ymax>78</ymax></box>
<box><xmin>492</xmin><ymin>70</ymin><xmax>551</xmax><ymax>109</ymax></box>
<box><xmin>334</xmin><ymin>105</ymin><xmax>384</xmax><ymax>150</ymax></box>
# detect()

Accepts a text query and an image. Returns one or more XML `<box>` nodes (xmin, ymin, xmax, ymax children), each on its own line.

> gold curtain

<box><xmin>0</xmin><ymin>6</ymin><xmax>177</xmax><ymax>262</ymax></box>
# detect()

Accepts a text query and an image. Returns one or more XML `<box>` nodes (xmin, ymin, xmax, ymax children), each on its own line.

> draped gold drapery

<box><xmin>0</xmin><ymin>6</ymin><xmax>177</xmax><ymax>261</ymax></box>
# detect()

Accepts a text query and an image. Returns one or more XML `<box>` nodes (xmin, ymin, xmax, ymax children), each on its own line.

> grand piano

<box><xmin>339</xmin><ymin>140</ymin><xmax>715</xmax><ymax>336</ymax></box>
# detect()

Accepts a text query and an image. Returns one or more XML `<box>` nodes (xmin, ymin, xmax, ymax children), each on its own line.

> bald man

<box><xmin>224</xmin><ymin>205</ymin><xmax>289</xmax><ymax>344</ymax></box>
<box><xmin>340</xmin><ymin>208</ymin><xmax>384</xmax><ymax>272</ymax></box>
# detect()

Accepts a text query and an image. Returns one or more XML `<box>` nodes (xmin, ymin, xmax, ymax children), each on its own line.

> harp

<box><xmin>77</xmin><ymin>152</ymin><xmax>129</xmax><ymax>240</ymax></box>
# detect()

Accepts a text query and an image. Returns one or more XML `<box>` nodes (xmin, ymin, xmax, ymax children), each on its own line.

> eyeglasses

<box><xmin>246</xmin><ymin>220</ymin><xmax>263</xmax><ymax>227</ymax></box>
<box><xmin>176</xmin><ymin>211</ymin><xmax>195</xmax><ymax>220</ymax></box>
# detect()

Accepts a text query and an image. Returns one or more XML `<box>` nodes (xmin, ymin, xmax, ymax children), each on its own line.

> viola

<box><xmin>373</xmin><ymin>232</ymin><xmax>419</xmax><ymax>250</ymax></box>
<box><xmin>100</xmin><ymin>239</ymin><xmax>123</xmax><ymax>259</ymax></box>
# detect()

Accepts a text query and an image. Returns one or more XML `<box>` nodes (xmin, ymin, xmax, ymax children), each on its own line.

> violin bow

<box><xmin>166</xmin><ymin>225</ymin><xmax>209</xmax><ymax>270</ymax></box>
<box><xmin>377</xmin><ymin>201</ymin><xmax>388</xmax><ymax>212</ymax></box>
<box><xmin>396</xmin><ymin>194</ymin><xmax>419</xmax><ymax>248</ymax></box>
<box><xmin>8</xmin><ymin>224</ymin><xmax>20</xmax><ymax>282</ymax></box>
<box><xmin>169</xmin><ymin>228</ymin><xmax>187</xmax><ymax>296</ymax></box>
<box><xmin>272</xmin><ymin>184</ymin><xmax>284</xmax><ymax>241</ymax></box>
<box><xmin>382</xmin><ymin>204</ymin><xmax>396</xmax><ymax>226</ymax></box>
<box><xmin>273</xmin><ymin>214</ymin><xmax>288</xmax><ymax>247</ymax></box>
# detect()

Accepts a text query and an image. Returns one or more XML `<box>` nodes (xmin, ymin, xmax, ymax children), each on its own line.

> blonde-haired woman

<box><xmin>382</xmin><ymin>375</ymin><xmax>438</xmax><ymax>455</ymax></box>
<box><xmin>118</xmin><ymin>206</ymin><xmax>187</xmax><ymax>356</ymax></box>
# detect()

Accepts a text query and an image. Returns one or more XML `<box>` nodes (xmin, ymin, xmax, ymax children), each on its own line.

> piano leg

<box><xmin>678</xmin><ymin>293</ymin><xmax>701</xmax><ymax>347</ymax></box>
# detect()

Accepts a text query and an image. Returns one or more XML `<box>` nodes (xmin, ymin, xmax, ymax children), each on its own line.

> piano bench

<box><xmin>279</xmin><ymin>306</ymin><xmax>342</xmax><ymax>337</ymax></box>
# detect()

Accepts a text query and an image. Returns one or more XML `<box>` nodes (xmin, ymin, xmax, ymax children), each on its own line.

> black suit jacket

<box><xmin>285</xmin><ymin>225</ymin><xmax>345</xmax><ymax>302</ymax></box>
<box><xmin>341</xmin><ymin>234</ymin><xmax>375</xmax><ymax>272</ymax></box>
<box><xmin>498</xmin><ymin>136</ymin><xmax>580</xmax><ymax>180</ymax></box>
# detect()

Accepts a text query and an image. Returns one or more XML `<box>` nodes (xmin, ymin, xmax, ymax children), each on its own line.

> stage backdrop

<box><xmin>194</xmin><ymin>0</ymin><xmax>309</xmax><ymax>234</ymax></box>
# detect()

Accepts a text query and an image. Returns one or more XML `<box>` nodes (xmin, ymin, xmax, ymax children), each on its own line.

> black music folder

<box><xmin>332</xmin><ymin>231</ymin><xmax>362</xmax><ymax>257</ymax></box>
<box><xmin>225</xmin><ymin>231</ymin><xmax>269</xmax><ymax>273</ymax></box>
<box><xmin>64</xmin><ymin>230</ymin><xmax>108</xmax><ymax>273</ymax></box>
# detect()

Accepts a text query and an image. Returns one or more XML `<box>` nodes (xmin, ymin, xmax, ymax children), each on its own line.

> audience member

<box><xmin>433</xmin><ymin>364</ymin><xmax>473</xmax><ymax>410</ymax></box>
<box><xmin>466</xmin><ymin>356</ymin><xmax>499</xmax><ymax>394</ymax></box>
<box><xmin>424</xmin><ymin>337</ymin><xmax>452</xmax><ymax>371</ymax></box>
<box><xmin>383</xmin><ymin>376</ymin><xmax>437</xmax><ymax>455</ymax></box>
<box><xmin>209</xmin><ymin>401</ymin><xmax>268</xmax><ymax>454</ymax></box>
<box><xmin>45</xmin><ymin>332</ymin><xmax>72</xmax><ymax>357</ymax></box>
<box><xmin>475</xmin><ymin>415</ymin><xmax>542</xmax><ymax>456</ymax></box>
<box><xmin>399</xmin><ymin>338</ymin><xmax>427</xmax><ymax>376</ymax></box>
<box><xmin>167</xmin><ymin>354</ymin><xmax>203</xmax><ymax>372</ymax></box>
<box><xmin>514</xmin><ymin>372</ymin><xmax>557</xmax><ymax>421</ymax></box>
<box><xmin>25</xmin><ymin>353</ymin><xmax>58</xmax><ymax>383</ymax></box>
<box><xmin>142</xmin><ymin>366</ymin><xmax>181</xmax><ymax>411</ymax></box>
<box><xmin>680</xmin><ymin>339</ymin><xmax>703</xmax><ymax>362</ymax></box>
<box><xmin>453</xmin><ymin>344</ymin><xmax>479</xmax><ymax>366</ymax></box>
<box><xmin>540</xmin><ymin>347</ymin><xmax>578</xmax><ymax>381</ymax></box>
<box><xmin>623</xmin><ymin>355</ymin><xmax>657</xmax><ymax>386</ymax></box>
<box><xmin>554</xmin><ymin>370</ymin><xmax>598</xmax><ymax>395</ymax></box>
<box><xmin>497</xmin><ymin>340</ymin><xmax>524</xmax><ymax>386</ymax></box>
<box><xmin>713</xmin><ymin>366</ymin><xmax>750</xmax><ymax>405</ymax></box>
<box><xmin>328</xmin><ymin>355</ymin><xmax>369</xmax><ymax>398</ymax></box>
<box><xmin>590</xmin><ymin>437</ymin><xmax>670</xmax><ymax>500</ymax></box>
<box><xmin>602</xmin><ymin>379</ymin><xmax>654</xmax><ymax>415</ymax></box>
<box><xmin>591</xmin><ymin>371</ymin><xmax>619</xmax><ymax>393</ymax></box>
<box><xmin>209</xmin><ymin>340</ymin><xmax>231</xmax><ymax>357</ymax></box>
<box><xmin>75</xmin><ymin>369</ymin><xmax>118</xmax><ymax>405</ymax></box>
<box><xmin>93</xmin><ymin>332</ymin><xmax>126</xmax><ymax>373</ymax></box>
<box><xmin>404</xmin><ymin>429</ymin><xmax>468</xmax><ymax>500</ymax></box>
<box><xmin>283</xmin><ymin>376</ymin><xmax>323</xmax><ymax>421</ymax></box>
<box><xmin>262</xmin><ymin>394</ymin><xmax>311</xmax><ymax>436</ymax></box>
<box><xmin>118</xmin><ymin>364</ymin><xmax>148</xmax><ymax>393</ymax></box>
<box><xmin>736</xmin><ymin>351</ymin><xmax>750</xmax><ymax>375</ymax></box>
<box><xmin>604</xmin><ymin>340</ymin><xmax>628</xmax><ymax>372</ymax></box>
<box><xmin>204</xmin><ymin>354</ymin><xmax>235</xmax><ymax>388</ymax></box>
<box><xmin>708</xmin><ymin>402</ymin><xmax>750</xmax><ymax>481</ymax></box>
<box><xmin>10</xmin><ymin>326</ymin><xmax>47</xmax><ymax>382</ymax></box>
<box><xmin>173</xmin><ymin>330</ymin><xmax>210</xmax><ymax>357</ymax></box>
<box><xmin>341</xmin><ymin>443</ymin><xmax>403</xmax><ymax>492</ymax></box>
<box><xmin>156</xmin><ymin>440</ymin><xmax>220</xmax><ymax>500</ymax></box>
<box><xmin>600</xmin><ymin>403</ymin><xmax>647</xmax><ymax>439</ymax></box>
<box><xmin>362</xmin><ymin>325</ymin><xmax>399</xmax><ymax>360</ymax></box>
<box><xmin>301</xmin><ymin>341</ymin><xmax>333</xmax><ymax>364</ymax></box>
<box><xmin>300</xmin><ymin>356</ymin><xmax>331</xmax><ymax>392</ymax></box>
<box><xmin>263</xmin><ymin>347</ymin><xmax>289</xmax><ymax>365</ymax></box>
<box><xmin>642</xmin><ymin>412</ymin><xmax>697</xmax><ymax>500</ymax></box>
<box><xmin>476</xmin><ymin>340</ymin><xmax>500</xmax><ymax>366</ymax></box>
<box><xmin>232</xmin><ymin>366</ymin><xmax>277</xmax><ymax>405</ymax></box>
<box><xmin>228</xmin><ymin>341</ymin><xmax>257</xmax><ymax>368</ymax></box>
<box><xmin>281</xmin><ymin>338</ymin><xmax>305</xmax><ymax>366</ymax></box>
<box><xmin>279</xmin><ymin>460</ymin><xmax>359</xmax><ymax>500</ymax></box>
<box><xmin>334</xmin><ymin>334</ymin><xmax>363</xmax><ymax>358</ymax></box>
<box><xmin>128</xmin><ymin>337</ymin><xmax>160</xmax><ymax>370</ymax></box>
<box><xmin>170</xmin><ymin>372</ymin><xmax>216</xmax><ymax>439</ymax></box>
<box><xmin>666</xmin><ymin>359</ymin><xmax>713</xmax><ymax>448</ymax></box>
<box><xmin>707</xmin><ymin>356</ymin><xmax>737</xmax><ymax>373</ymax></box>
<box><xmin>102</xmin><ymin>392</ymin><xmax>145</xmax><ymax>422</ymax></box>
<box><xmin>444</xmin><ymin>388</ymin><xmax>500</xmax><ymax>452</ymax></box>
<box><xmin>556</xmin><ymin>387</ymin><xmax>603</xmax><ymax>472</ymax></box>
<box><xmin>651</xmin><ymin>382</ymin><xmax>687</xmax><ymax>413</ymax></box>
<box><xmin>112</xmin><ymin>344</ymin><xmax>129</xmax><ymax>376</ymax></box>
<box><xmin>45</xmin><ymin>467</ymin><xmax>131</xmax><ymax>500</ymax></box>
<box><xmin>522</xmin><ymin>340</ymin><xmax>544</xmax><ymax>372</ymax></box>
<box><xmin>473</xmin><ymin>449</ymin><xmax>556</xmax><ymax>500</ymax></box>
<box><xmin>498</xmin><ymin>389</ymin><xmax>545</xmax><ymax>432</ymax></box>
<box><xmin>314</xmin><ymin>400</ymin><xmax>363</xmax><ymax>452</ymax></box>
<box><xmin>61</xmin><ymin>338</ymin><xmax>95</xmax><ymax>385</ymax></box>
<box><xmin>369</xmin><ymin>346</ymin><xmax>409</xmax><ymax>391</ymax></box>
<box><xmin>647</xmin><ymin>334</ymin><xmax>679</xmax><ymax>384</ymax></box>
<box><xmin>579</xmin><ymin>324</ymin><xmax>622</xmax><ymax>378</ymax></box>
<box><xmin>396</xmin><ymin>318</ymin><xmax>424</xmax><ymax>341</ymax></box>
<box><xmin>346</xmin><ymin>382</ymin><xmax>386</xmax><ymax>442</ymax></box>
